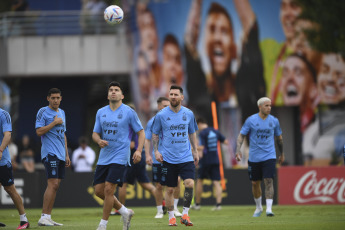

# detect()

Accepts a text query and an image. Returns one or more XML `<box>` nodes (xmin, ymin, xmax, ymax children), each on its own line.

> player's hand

<box><xmin>146</xmin><ymin>155</ymin><xmax>153</xmax><ymax>166</ymax></box>
<box><xmin>278</xmin><ymin>153</ymin><xmax>285</xmax><ymax>165</ymax></box>
<box><xmin>132</xmin><ymin>150</ymin><xmax>142</xmax><ymax>164</ymax></box>
<box><xmin>97</xmin><ymin>140</ymin><xmax>109</xmax><ymax>148</ymax></box>
<box><xmin>155</xmin><ymin>151</ymin><xmax>163</xmax><ymax>163</ymax></box>
<box><xmin>235</xmin><ymin>152</ymin><xmax>242</xmax><ymax>161</ymax></box>
<box><xmin>193</xmin><ymin>154</ymin><xmax>199</xmax><ymax>167</ymax></box>
<box><xmin>65</xmin><ymin>155</ymin><xmax>71</xmax><ymax>167</ymax></box>
<box><xmin>54</xmin><ymin>115</ymin><xmax>63</xmax><ymax>125</ymax></box>
<box><xmin>0</xmin><ymin>149</ymin><xmax>3</xmax><ymax>161</ymax></box>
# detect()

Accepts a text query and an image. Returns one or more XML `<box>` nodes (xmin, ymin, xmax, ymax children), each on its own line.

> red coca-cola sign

<box><xmin>278</xmin><ymin>166</ymin><xmax>345</xmax><ymax>204</ymax></box>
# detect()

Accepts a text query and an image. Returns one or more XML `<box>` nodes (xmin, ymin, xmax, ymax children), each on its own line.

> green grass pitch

<box><xmin>1</xmin><ymin>205</ymin><xmax>345</xmax><ymax>229</ymax></box>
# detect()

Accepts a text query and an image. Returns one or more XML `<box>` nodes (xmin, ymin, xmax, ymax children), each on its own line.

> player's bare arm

<box><xmin>133</xmin><ymin>129</ymin><xmax>145</xmax><ymax>164</ymax></box>
<box><xmin>189</xmin><ymin>132</ymin><xmax>199</xmax><ymax>166</ymax></box>
<box><xmin>144</xmin><ymin>139</ymin><xmax>153</xmax><ymax>165</ymax></box>
<box><xmin>235</xmin><ymin>133</ymin><xmax>245</xmax><ymax>161</ymax></box>
<box><xmin>152</xmin><ymin>133</ymin><xmax>163</xmax><ymax>163</ymax></box>
<box><xmin>0</xmin><ymin>131</ymin><xmax>11</xmax><ymax>161</ymax></box>
<box><xmin>36</xmin><ymin>115</ymin><xmax>63</xmax><ymax>136</ymax></box>
<box><xmin>276</xmin><ymin>135</ymin><xmax>284</xmax><ymax>165</ymax></box>
<box><xmin>64</xmin><ymin>134</ymin><xmax>71</xmax><ymax>167</ymax></box>
<box><xmin>92</xmin><ymin>132</ymin><xmax>109</xmax><ymax>148</ymax></box>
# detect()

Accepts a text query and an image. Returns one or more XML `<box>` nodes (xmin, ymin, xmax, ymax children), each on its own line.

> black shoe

<box><xmin>0</xmin><ymin>222</ymin><xmax>6</xmax><ymax>227</ymax></box>
<box><xmin>163</xmin><ymin>205</ymin><xmax>167</xmax><ymax>215</ymax></box>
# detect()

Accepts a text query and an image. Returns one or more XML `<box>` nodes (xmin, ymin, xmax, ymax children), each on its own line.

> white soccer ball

<box><xmin>104</xmin><ymin>5</ymin><xmax>124</xmax><ymax>25</ymax></box>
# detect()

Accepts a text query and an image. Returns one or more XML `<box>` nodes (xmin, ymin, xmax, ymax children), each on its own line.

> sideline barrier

<box><xmin>0</xmin><ymin>169</ymin><xmax>273</xmax><ymax>208</ymax></box>
<box><xmin>278</xmin><ymin>166</ymin><xmax>345</xmax><ymax>205</ymax></box>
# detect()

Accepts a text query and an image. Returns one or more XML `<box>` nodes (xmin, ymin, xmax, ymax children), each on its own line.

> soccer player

<box><xmin>193</xmin><ymin>118</ymin><xmax>228</xmax><ymax>211</ymax></box>
<box><xmin>36</xmin><ymin>88</ymin><xmax>70</xmax><ymax>226</ymax></box>
<box><xmin>92</xmin><ymin>81</ymin><xmax>145</xmax><ymax>230</ymax></box>
<box><xmin>0</xmin><ymin>108</ymin><xmax>30</xmax><ymax>229</ymax></box>
<box><xmin>235</xmin><ymin>97</ymin><xmax>284</xmax><ymax>217</ymax></box>
<box><xmin>145</xmin><ymin>97</ymin><xmax>182</xmax><ymax>218</ymax></box>
<box><xmin>151</xmin><ymin>85</ymin><xmax>199</xmax><ymax>226</ymax></box>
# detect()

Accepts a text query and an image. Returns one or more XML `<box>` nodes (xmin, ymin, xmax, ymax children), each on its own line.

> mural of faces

<box><xmin>281</xmin><ymin>55</ymin><xmax>316</xmax><ymax>106</ymax></box>
<box><xmin>139</xmin><ymin>10</ymin><xmax>159</xmax><ymax>66</ymax></box>
<box><xmin>204</xmin><ymin>12</ymin><xmax>233</xmax><ymax>76</ymax></box>
<box><xmin>318</xmin><ymin>53</ymin><xmax>345</xmax><ymax>104</ymax></box>
<box><xmin>280</xmin><ymin>0</ymin><xmax>302</xmax><ymax>42</ymax></box>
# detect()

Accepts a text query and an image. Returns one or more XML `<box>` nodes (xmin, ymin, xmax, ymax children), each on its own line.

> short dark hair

<box><xmin>170</xmin><ymin>85</ymin><xmax>183</xmax><ymax>94</ymax></box>
<box><xmin>208</xmin><ymin>2</ymin><xmax>233</xmax><ymax>30</ymax></box>
<box><xmin>48</xmin><ymin>88</ymin><xmax>61</xmax><ymax>97</ymax></box>
<box><xmin>196</xmin><ymin>117</ymin><xmax>207</xmax><ymax>124</ymax></box>
<box><xmin>157</xmin><ymin>96</ymin><xmax>169</xmax><ymax>104</ymax></box>
<box><xmin>108</xmin><ymin>81</ymin><xmax>123</xmax><ymax>92</ymax></box>
<box><xmin>163</xmin><ymin>34</ymin><xmax>180</xmax><ymax>50</ymax></box>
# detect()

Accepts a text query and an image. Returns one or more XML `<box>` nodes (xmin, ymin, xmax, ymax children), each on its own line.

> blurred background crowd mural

<box><xmin>0</xmin><ymin>0</ymin><xmax>344</xmax><ymax>172</ymax></box>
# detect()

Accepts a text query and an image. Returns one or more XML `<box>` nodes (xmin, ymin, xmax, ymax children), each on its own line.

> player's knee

<box><xmin>94</xmin><ymin>188</ymin><xmax>104</xmax><ymax>198</ymax></box>
<box><xmin>166</xmin><ymin>187</ymin><xmax>174</xmax><ymax>195</ymax></box>
<box><xmin>4</xmin><ymin>185</ymin><xmax>15</xmax><ymax>196</ymax></box>
<box><xmin>184</xmin><ymin>179</ymin><xmax>194</xmax><ymax>188</ymax></box>
<box><xmin>251</xmin><ymin>180</ymin><xmax>260</xmax><ymax>186</ymax></box>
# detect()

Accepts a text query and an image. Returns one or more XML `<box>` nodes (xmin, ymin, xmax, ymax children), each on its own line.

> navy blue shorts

<box><xmin>197</xmin><ymin>164</ymin><xmax>220</xmax><ymax>181</ymax></box>
<box><xmin>248</xmin><ymin>159</ymin><xmax>276</xmax><ymax>181</ymax></box>
<box><xmin>0</xmin><ymin>164</ymin><xmax>14</xmax><ymax>186</ymax></box>
<box><xmin>42</xmin><ymin>154</ymin><xmax>66</xmax><ymax>179</ymax></box>
<box><xmin>162</xmin><ymin>161</ymin><xmax>195</xmax><ymax>187</ymax></box>
<box><xmin>152</xmin><ymin>163</ymin><xmax>164</xmax><ymax>184</ymax></box>
<box><xmin>93</xmin><ymin>163</ymin><xmax>126</xmax><ymax>186</ymax></box>
<box><xmin>124</xmin><ymin>163</ymin><xmax>150</xmax><ymax>185</ymax></box>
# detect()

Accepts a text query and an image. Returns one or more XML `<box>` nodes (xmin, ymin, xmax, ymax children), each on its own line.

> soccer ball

<box><xmin>104</xmin><ymin>5</ymin><xmax>124</xmax><ymax>25</ymax></box>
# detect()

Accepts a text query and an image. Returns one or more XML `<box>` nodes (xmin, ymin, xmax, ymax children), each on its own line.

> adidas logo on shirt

<box><xmin>102</xmin><ymin>115</ymin><xmax>106</xmax><ymax>117</ymax></box>
<box><xmin>167</xmin><ymin>117</ymin><xmax>171</xmax><ymax>121</ymax></box>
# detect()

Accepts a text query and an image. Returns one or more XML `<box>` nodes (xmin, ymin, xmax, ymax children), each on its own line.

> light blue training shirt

<box><xmin>35</xmin><ymin>106</ymin><xmax>67</xmax><ymax>161</ymax></box>
<box><xmin>93</xmin><ymin>104</ymin><xmax>143</xmax><ymax>166</ymax></box>
<box><xmin>0</xmin><ymin>109</ymin><xmax>12</xmax><ymax>166</ymax></box>
<box><xmin>240</xmin><ymin>113</ymin><xmax>282</xmax><ymax>162</ymax></box>
<box><xmin>151</xmin><ymin>106</ymin><xmax>198</xmax><ymax>164</ymax></box>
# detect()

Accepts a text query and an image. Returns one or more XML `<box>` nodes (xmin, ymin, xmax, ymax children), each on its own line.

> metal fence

<box><xmin>0</xmin><ymin>10</ymin><xmax>123</xmax><ymax>37</ymax></box>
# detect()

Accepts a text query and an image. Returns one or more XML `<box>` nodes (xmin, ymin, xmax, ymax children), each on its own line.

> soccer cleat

<box><xmin>122</xmin><ymin>209</ymin><xmax>134</xmax><ymax>230</ymax></box>
<box><xmin>266</xmin><ymin>211</ymin><xmax>275</xmax><ymax>217</ymax></box>
<box><xmin>169</xmin><ymin>217</ymin><xmax>177</xmax><ymax>226</ymax></box>
<box><xmin>253</xmin><ymin>209</ymin><xmax>263</xmax><ymax>217</ymax></box>
<box><xmin>211</xmin><ymin>206</ymin><xmax>222</xmax><ymax>211</ymax></box>
<box><xmin>190</xmin><ymin>204</ymin><xmax>200</xmax><ymax>210</ymax></box>
<box><xmin>16</xmin><ymin>221</ymin><xmax>30</xmax><ymax>229</ymax></box>
<box><xmin>155</xmin><ymin>211</ymin><xmax>164</xmax><ymax>218</ymax></box>
<box><xmin>110</xmin><ymin>209</ymin><xmax>121</xmax><ymax>216</ymax></box>
<box><xmin>180</xmin><ymin>214</ymin><xmax>193</xmax><ymax>226</ymax></box>
<box><xmin>0</xmin><ymin>222</ymin><xmax>6</xmax><ymax>227</ymax></box>
<box><xmin>38</xmin><ymin>218</ymin><xmax>54</xmax><ymax>226</ymax></box>
<box><xmin>49</xmin><ymin>219</ymin><xmax>63</xmax><ymax>226</ymax></box>
<box><xmin>174</xmin><ymin>208</ymin><xmax>182</xmax><ymax>217</ymax></box>
<box><xmin>97</xmin><ymin>224</ymin><xmax>107</xmax><ymax>230</ymax></box>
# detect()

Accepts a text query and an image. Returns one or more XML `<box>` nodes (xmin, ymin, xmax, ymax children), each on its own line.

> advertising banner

<box><xmin>278</xmin><ymin>166</ymin><xmax>345</xmax><ymax>204</ymax></box>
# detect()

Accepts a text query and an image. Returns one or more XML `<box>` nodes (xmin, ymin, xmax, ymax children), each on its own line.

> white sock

<box><xmin>174</xmin><ymin>199</ymin><xmax>179</xmax><ymax>209</ymax></box>
<box><xmin>182</xmin><ymin>207</ymin><xmax>189</xmax><ymax>215</ymax></box>
<box><xmin>266</xmin><ymin>199</ymin><xmax>273</xmax><ymax>212</ymax></box>
<box><xmin>41</xmin><ymin>213</ymin><xmax>50</xmax><ymax>219</ymax></box>
<box><xmin>100</xmin><ymin>219</ymin><xmax>108</xmax><ymax>226</ymax></box>
<box><xmin>157</xmin><ymin>205</ymin><xmax>163</xmax><ymax>213</ymax></box>
<box><xmin>254</xmin><ymin>197</ymin><xmax>262</xmax><ymax>210</ymax></box>
<box><xmin>168</xmin><ymin>211</ymin><xmax>175</xmax><ymax>219</ymax></box>
<box><xmin>20</xmin><ymin>213</ymin><xmax>28</xmax><ymax>222</ymax></box>
<box><xmin>118</xmin><ymin>205</ymin><xmax>128</xmax><ymax>215</ymax></box>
